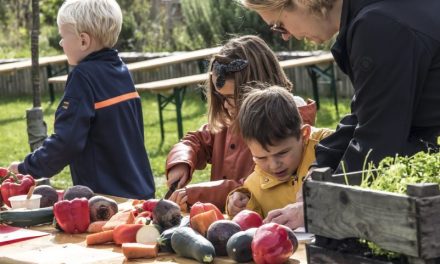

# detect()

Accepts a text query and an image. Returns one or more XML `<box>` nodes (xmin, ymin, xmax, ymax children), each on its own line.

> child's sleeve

<box><xmin>18</xmin><ymin>70</ymin><xmax>94</xmax><ymax>178</ymax></box>
<box><xmin>165</xmin><ymin>124</ymin><xmax>215</xmax><ymax>180</ymax></box>
<box><xmin>185</xmin><ymin>179</ymin><xmax>242</xmax><ymax>212</ymax></box>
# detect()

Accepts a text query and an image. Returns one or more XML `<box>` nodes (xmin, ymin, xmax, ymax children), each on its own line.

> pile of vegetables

<box><xmin>86</xmin><ymin>199</ymin><xmax>299</xmax><ymax>263</ymax></box>
<box><xmin>1</xmin><ymin>167</ymin><xmax>301</xmax><ymax>263</ymax></box>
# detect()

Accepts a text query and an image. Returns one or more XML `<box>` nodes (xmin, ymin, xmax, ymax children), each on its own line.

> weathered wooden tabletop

<box><xmin>0</xmin><ymin>196</ymin><xmax>307</xmax><ymax>263</ymax></box>
<box><xmin>0</xmin><ymin>223</ymin><xmax>307</xmax><ymax>264</ymax></box>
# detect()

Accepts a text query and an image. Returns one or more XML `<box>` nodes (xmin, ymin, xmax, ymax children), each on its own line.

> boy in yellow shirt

<box><xmin>226</xmin><ymin>84</ymin><xmax>332</xmax><ymax>229</ymax></box>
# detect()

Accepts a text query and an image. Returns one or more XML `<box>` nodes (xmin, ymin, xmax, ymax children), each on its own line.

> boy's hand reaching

<box><xmin>227</xmin><ymin>192</ymin><xmax>249</xmax><ymax>217</ymax></box>
<box><xmin>264</xmin><ymin>202</ymin><xmax>304</xmax><ymax>230</ymax></box>
<box><xmin>8</xmin><ymin>161</ymin><xmax>20</xmax><ymax>174</ymax></box>
<box><xmin>167</xmin><ymin>163</ymin><xmax>190</xmax><ymax>189</ymax></box>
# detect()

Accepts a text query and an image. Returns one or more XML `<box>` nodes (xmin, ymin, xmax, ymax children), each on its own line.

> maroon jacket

<box><xmin>165</xmin><ymin>99</ymin><xmax>317</xmax><ymax>211</ymax></box>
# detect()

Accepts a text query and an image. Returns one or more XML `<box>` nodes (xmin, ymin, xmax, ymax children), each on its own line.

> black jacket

<box><xmin>315</xmin><ymin>0</ymin><xmax>440</xmax><ymax>173</ymax></box>
<box><xmin>19</xmin><ymin>49</ymin><xmax>155</xmax><ymax>199</ymax></box>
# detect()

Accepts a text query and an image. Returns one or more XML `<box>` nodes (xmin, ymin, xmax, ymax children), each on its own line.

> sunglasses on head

<box><xmin>270</xmin><ymin>6</ymin><xmax>289</xmax><ymax>35</ymax></box>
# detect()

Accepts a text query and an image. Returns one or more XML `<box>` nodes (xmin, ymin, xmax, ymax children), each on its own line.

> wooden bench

<box><xmin>47</xmin><ymin>47</ymin><xmax>222</xmax><ymax>84</ymax></box>
<box><xmin>135</xmin><ymin>52</ymin><xmax>337</xmax><ymax>141</ymax></box>
<box><xmin>0</xmin><ymin>55</ymin><xmax>68</xmax><ymax>102</ymax></box>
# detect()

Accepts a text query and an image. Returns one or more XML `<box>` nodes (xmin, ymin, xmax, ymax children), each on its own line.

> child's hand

<box><xmin>264</xmin><ymin>202</ymin><xmax>304</xmax><ymax>230</ymax></box>
<box><xmin>227</xmin><ymin>192</ymin><xmax>249</xmax><ymax>217</ymax></box>
<box><xmin>168</xmin><ymin>188</ymin><xmax>188</xmax><ymax>212</ymax></box>
<box><xmin>167</xmin><ymin>163</ymin><xmax>190</xmax><ymax>189</ymax></box>
<box><xmin>8</xmin><ymin>161</ymin><xmax>20</xmax><ymax>174</ymax></box>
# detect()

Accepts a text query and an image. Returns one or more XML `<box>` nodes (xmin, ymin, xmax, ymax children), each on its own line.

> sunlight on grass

<box><xmin>0</xmin><ymin>90</ymin><xmax>350</xmax><ymax>197</ymax></box>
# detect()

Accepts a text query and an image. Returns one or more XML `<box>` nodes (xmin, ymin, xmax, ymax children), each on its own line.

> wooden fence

<box><xmin>0</xmin><ymin>52</ymin><xmax>354</xmax><ymax>98</ymax></box>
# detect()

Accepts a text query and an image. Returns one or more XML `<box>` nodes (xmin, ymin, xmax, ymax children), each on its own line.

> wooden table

<box><xmin>47</xmin><ymin>47</ymin><xmax>222</xmax><ymax>85</ymax></box>
<box><xmin>0</xmin><ymin>224</ymin><xmax>307</xmax><ymax>264</ymax></box>
<box><xmin>134</xmin><ymin>52</ymin><xmax>336</xmax><ymax>141</ymax></box>
<box><xmin>0</xmin><ymin>196</ymin><xmax>307</xmax><ymax>263</ymax></box>
<box><xmin>0</xmin><ymin>225</ymin><xmax>308</xmax><ymax>263</ymax></box>
<box><xmin>0</xmin><ymin>54</ymin><xmax>69</xmax><ymax>103</ymax></box>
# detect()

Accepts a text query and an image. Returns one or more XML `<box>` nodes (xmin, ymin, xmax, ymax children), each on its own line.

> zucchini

<box><xmin>171</xmin><ymin>227</ymin><xmax>215</xmax><ymax>263</ymax></box>
<box><xmin>226</xmin><ymin>227</ymin><xmax>257</xmax><ymax>263</ymax></box>
<box><xmin>0</xmin><ymin>207</ymin><xmax>54</xmax><ymax>227</ymax></box>
<box><xmin>157</xmin><ymin>226</ymin><xmax>178</xmax><ymax>252</ymax></box>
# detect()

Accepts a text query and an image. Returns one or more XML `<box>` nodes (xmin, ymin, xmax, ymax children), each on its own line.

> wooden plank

<box><xmin>48</xmin><ymin>50</ymin><xmax>333</xmax><ymax>86</ymax></box>
<box><xmin>0</xmin><ymin>55</ymin><xmax>67</xmax><ymax>73</ymax></box>
<box><xmin>47</xmin><ymin>74</ymin><xmax>69</xmax><ymax>84</ymax></box>
<box><xmin>135</xmin><ymin>73</ymin><xmax>207</xmax><ymax>92</ymax></box>
<box><xmin>304</xmin><ymin>180</ymin><xmax>420</xmax><ymax>256</ymax></box>
<box><xmin>418</xmin><ymin>196</ymin><xmax>440</xmax><ymax>259</ymax></box>
<box><xmin>306</xmin><ymin>244</ymin><xmax>395</xmax><ymax>264</ymax></box>
<box><xmin>280</xmin><ymin>53</ymin><xmax>333</xmax><ymax>69</ymax></box>
<box><xmin>48</xmin><ymin>47</ymin><xmax>221</xmax><ymax>84</ymax></box>
<box><xmin>127</xmin><ymin>46</ymin><xmax>221</xmax><ymax>72</ymax></box>
<box><xmin>132</xmin><ymin>52</ymin><xmax>334</xmax><ymax>93</ymax></box>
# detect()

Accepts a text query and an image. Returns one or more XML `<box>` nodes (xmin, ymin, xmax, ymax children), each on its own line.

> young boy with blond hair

<box><xmin>9</xmin><ymin>0</ymin><xmax>155</xmax><ymax>199</ymax></box>
<box><xmin>226</xmin><ymin>84</ymin><xmax>332</xmax><ymax>229</ymax></box>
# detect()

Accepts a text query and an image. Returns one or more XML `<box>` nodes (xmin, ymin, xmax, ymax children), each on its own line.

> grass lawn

<box><xmin>0</xmin><ymin>89</ymin><xmax>350</xmax><ymax>198</ymax></box>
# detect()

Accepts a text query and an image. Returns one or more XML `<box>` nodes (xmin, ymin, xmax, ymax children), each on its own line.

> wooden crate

<box><xmin>303</xmin><ymin>168</ymin><xmax>440</xmax><ymax>264</ymax></box>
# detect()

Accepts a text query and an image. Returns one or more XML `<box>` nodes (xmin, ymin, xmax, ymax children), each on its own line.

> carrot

<box><xmin>86</xmin><ymin>230</ymin><xmax>114</xmax><ymax>246</ymax></box>
<box><xmin>87</xmin><ymin>221</ymin><xmax>108</xmax><ymax>233</ymax></box>
<box><xmin>102</xmin><ymin>210</ymin><xmax>135</xmax><ymax>230</ymax></box>
<box><xmin>122</xmin><ymin>242</ymin><xmax>158</xmax><ymax>259</ymax></box>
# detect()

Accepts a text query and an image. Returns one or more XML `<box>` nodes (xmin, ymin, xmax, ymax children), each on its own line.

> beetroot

<box><xmin>207</xmin><ymin>220</ymin><xmax>241</xmax><ymax>256</ymax></box>
<box><xmin>88</xmin><ymin>195</ymin><xmax>118</xmax><ymax>222</ymax></box>
<box><xmin>153</xmin><ymin>199</ymin><xmax>182</xmax><ymax>229</ymax></box>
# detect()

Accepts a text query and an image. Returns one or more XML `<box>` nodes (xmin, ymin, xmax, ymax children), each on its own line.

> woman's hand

<box><xmin>167</xmin><ymin>163</ymin><xmax>190</xmax><ymax>189</ymax></box>
<box><xmin>168</xmin><ymin>188</ymin><xmax>188</xmax><ymax>212</ymax></box>
<box><xmin>264</xmin><ymin>202</ymin><xmax>304</xmax><ymax>230</ymax></box>
<box><xmin>227</xmin><ymin>192</ymin><xmax>249</xmax><ymax>217</ymax></box>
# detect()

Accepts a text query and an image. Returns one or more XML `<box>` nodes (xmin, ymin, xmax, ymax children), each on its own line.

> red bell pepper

<box><xmin>54</xmin><ymin>198</ymin><xmax>90</xmax><ymax>234</ymax></box>
<box><xmin>251</xmin><ymin>223</ymin><xmax>293</xmax><ymax>264</ymax></box>
<box><xmin>0</xmin><ymin>167</ymin><xmax>9</xmax><ymax>181</ymax></box>
<box><xmin>189</xmin><ymin>201</ymin><xmax>224</xmax><ymax>220</ymax></box>
<box><xmin>1</xmin><ymin>174</ymin><xmax>35</xmax><ymax>207</ymax></box>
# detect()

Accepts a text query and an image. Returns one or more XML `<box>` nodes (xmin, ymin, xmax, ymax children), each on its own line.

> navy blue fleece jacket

<box><xmin>19</xmin><ymin>49</ymin><xmax>155</xmax><ymax>199</ymax></box>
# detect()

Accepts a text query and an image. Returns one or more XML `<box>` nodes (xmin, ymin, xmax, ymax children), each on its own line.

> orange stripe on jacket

<box><xmin>94</xmin><ymin>91</ymin><xmax>140</xmax><ymax>110</ymax></box>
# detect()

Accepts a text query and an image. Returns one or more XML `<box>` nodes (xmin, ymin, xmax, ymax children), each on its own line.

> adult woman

<box><xmin>241</xmin><ymin>0</ymin><xmax>440</xmax><ymax>173</ymax></box>
<box><xmin>240</xmin><ymin>0</ymin><xmax>440</xmax><ymax>228</ymax></box>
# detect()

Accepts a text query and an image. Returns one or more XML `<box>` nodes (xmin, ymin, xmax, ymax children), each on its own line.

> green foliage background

<box><xmin>0</xmin><ymin>0</ymin><xmax>329</xmax><ymax>58</ymax></box>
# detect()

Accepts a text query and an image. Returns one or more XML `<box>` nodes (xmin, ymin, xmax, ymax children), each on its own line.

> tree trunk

<box><xmin>28</xmin><ymin>0</ymin><xmax>47</xmax><ymax>151</ymax></box>
<box><xmin>31</xmin><ymin>0</ymin><xmax>40</xmax><ymax>108</ymax></box>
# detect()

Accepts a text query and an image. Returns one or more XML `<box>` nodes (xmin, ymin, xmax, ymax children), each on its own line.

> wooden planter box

<box><xmin>303</xmin><ymin>168</ymin><xmax>440</xmax><ymax>264</ymax></box>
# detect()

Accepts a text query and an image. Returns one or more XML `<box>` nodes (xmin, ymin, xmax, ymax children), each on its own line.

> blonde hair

<box><xmin>239</xmin><ymin>0</ymin><xmax>336</xmax><ymax>16</ymax></box>
<box><xmin>206</xmin><ymin>35</ymin><xmax>292</xmax><ymax>133</ymax></box>
<box><xmin>57</xmin><ymin>0</ymin><xmax>122</xmax><ymax>47</ymax></box>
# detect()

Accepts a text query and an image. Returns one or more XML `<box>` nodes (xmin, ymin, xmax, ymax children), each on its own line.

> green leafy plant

<box><xmin>360</xmin><ymin>151</ymin><xmax>440</xmax><ymax>193</ymax></box>
<box><xmin>355</xmin><ymin>151</ymin><xmax>440</xmax><ymax>259</ymax></box>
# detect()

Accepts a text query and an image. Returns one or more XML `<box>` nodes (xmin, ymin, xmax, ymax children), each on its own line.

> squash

<box><xmin>171</xmin><ymin>227</ymin><xmax>215</xmax><ymax>263</ymax></box>
<box><xmin>226</xmin><ymin>228</ymin><xmax>257</xmax><ymax>263</ymax></box>
<box><xmin>190</xmin><ymin>209</ymin><xmax>217</xmax><ymax>236</ymax></box>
